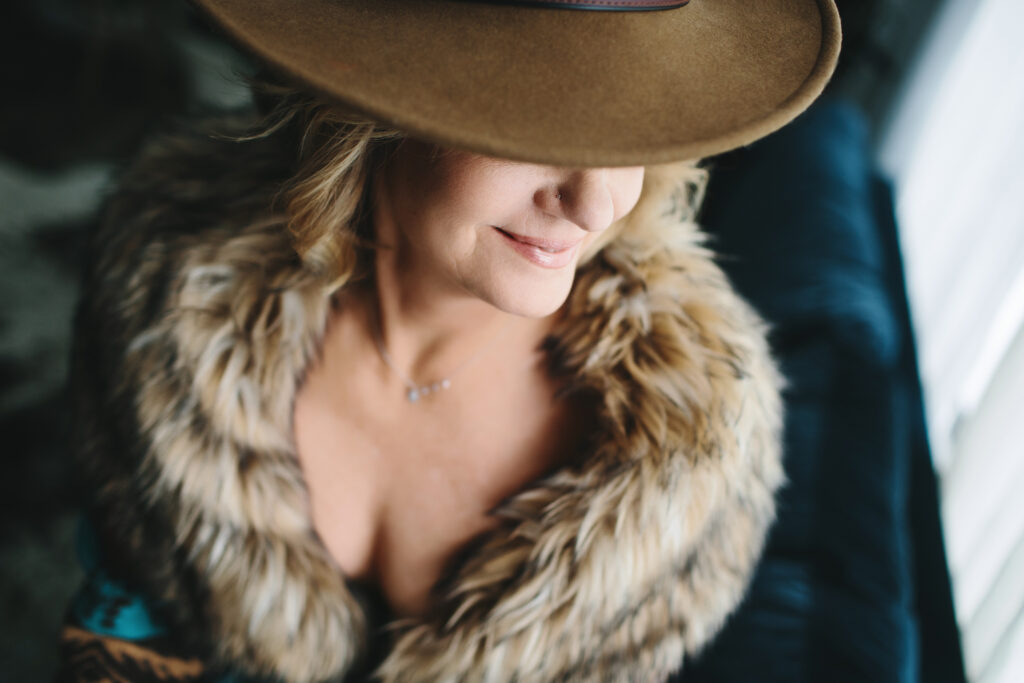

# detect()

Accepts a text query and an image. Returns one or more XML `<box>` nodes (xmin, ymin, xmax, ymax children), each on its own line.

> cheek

<box><xmin>611</xmin><ymin>167</ymin><xmax>646</xmax><ymax>221</ymax></box>
<box><xmin>429</xmin><ymin>154</ymin><xmax>523</xmax><ymax>227</ymax></box>
<box><xmin>392</xmin><ymin>152</ymin><xmax>486</xmax><ymax>250</ymax></box>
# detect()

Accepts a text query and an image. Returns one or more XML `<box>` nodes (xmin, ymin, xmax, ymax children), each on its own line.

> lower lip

<box><xmin>494</xmin><ymin>228</ymin><xmax>581</xmax><ymax>269</ymax></box>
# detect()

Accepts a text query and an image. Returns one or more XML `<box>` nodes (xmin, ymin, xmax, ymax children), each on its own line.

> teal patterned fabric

<box><xmin>61</xmin><ymin>517</ymin><xmax>278</xmax><ymax>683</ymax></box>
<box><xmin>70</xmin><ymin>518</ymin><xmax>167</xmax><ymax>641</ymax></box>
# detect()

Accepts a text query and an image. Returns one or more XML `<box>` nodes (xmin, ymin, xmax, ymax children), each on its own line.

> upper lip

<box><xmin>495</xmin><ymin>227</ymin><xmax>583</xmax><ymax>252</ymax></box>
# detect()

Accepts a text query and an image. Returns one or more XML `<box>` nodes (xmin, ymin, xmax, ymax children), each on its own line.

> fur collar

<box><xmin>73</xmin><ymin>127</ymin><xmax>783</xmax><ymax>682</ymax></box>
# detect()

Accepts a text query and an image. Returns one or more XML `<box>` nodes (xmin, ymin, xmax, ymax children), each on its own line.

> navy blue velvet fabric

<box><xmin>673</xmin><ymin>99</ymin><xmax>966</xmax><ymax>682</ymax></box>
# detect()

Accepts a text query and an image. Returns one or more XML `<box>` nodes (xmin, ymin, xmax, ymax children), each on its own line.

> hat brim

<box><xmin>191</xmin><ymin>0</ymin><xmax>840</xmax><ymax>166</ymax></box>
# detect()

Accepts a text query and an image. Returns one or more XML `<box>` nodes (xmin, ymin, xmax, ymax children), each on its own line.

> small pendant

<box><xmin>405</xmin><ymin>379</ymin><xmax>451</xmax><ymax>403</ymax></box>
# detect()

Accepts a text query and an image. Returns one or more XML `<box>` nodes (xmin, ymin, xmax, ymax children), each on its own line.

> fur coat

<box><xmin>65</xmin><ymin>122</ymin><xmax>784</xmax><ymax>683</ymax></box>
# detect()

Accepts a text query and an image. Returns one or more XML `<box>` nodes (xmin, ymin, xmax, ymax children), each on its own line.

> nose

<box><xmin>549</xmin><ymin>169</ymin><xmax>616</xmax><ymax>233</ymax></box>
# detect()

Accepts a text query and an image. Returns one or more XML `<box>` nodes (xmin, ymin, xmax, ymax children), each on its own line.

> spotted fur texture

<box><xmin>71</xmin><ymin>122</ymin><xmax>784</xmax><ymax>683</ymax></box>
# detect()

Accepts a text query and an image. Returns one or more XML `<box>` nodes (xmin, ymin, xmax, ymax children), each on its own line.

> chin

<box><xmin>486</xmin><ymin>273</ymin><xmax>575</xmax><ymax>319</ymax></box>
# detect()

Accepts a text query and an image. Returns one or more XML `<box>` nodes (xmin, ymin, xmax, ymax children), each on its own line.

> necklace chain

<box><xmin>370</xmin><ymin>310</ymin><xmax>508</xmax><ymax>403</ymax></box>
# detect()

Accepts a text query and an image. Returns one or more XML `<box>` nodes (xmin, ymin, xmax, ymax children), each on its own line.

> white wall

<box><xmin>881</xmin><ymin>0</ymin><xmax>1024</xmax><ymax>680</ymax></box>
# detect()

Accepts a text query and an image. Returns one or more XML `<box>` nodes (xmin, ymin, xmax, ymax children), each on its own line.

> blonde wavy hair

<box><xmin>247</xmin><ymin>80</ymin><xmax>707</xmax><ymax>288</ymax></box>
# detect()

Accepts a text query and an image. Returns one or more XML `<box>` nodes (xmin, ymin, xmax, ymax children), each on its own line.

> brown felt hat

<box><xmin>191</xmin><ymin>0</ymin><xmax>841</xmax><ymax>166</ymax></box>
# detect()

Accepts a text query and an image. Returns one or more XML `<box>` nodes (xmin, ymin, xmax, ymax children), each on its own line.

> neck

<box><xmin>362</xmin><ymin>188</ymin><xmax>547</xmax><ymax>388</ymax></box>
<box><xmin>371</xmin><ymin>254</ymin><xmax>517</xmax><ymax>383</ymax></box>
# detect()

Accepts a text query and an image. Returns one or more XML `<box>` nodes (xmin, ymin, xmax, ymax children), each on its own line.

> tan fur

<box><xmin>80</xmin><ymin>128</ymin><xmax>783</xmax><ymax>682</ymax></box>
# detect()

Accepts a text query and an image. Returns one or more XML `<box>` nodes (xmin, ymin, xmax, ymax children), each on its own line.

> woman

<box><xmin>60</xmin><ymin>1</ymin><xmax>841</xmax><ymax>681</ymax></box>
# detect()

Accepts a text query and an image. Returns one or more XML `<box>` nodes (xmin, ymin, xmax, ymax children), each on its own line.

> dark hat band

<box><xmin>468</xmin><ymin>0</ymin><xmax>689</xmax><ymax>10</ymax></box>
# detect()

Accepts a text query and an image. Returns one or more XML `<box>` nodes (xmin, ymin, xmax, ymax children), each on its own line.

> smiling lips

<box><xmin>494</xmin><ymin>227</ymin><xmax>583</xmax><ymax>269</ymax></box>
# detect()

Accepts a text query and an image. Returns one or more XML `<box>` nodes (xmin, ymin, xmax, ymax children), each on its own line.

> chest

<box><xmin>292</xmin><ymin>339</ymin><xmax>586</xmax><ymax>617</ymax></box>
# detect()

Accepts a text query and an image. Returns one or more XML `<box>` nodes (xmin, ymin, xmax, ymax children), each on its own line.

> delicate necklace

<box><xmin>370</xmin><ymin>311</ymin><xmax>509</xmax><ymax>403</ymax></box>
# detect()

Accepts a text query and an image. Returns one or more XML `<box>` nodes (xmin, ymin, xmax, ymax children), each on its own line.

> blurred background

<box><xmin>1</xmin><ymin>0</ymin><xmax>1021</xmax><ymax>680</ymax></box>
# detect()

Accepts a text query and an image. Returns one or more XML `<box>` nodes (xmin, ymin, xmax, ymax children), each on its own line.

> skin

<box><xmin>293</xmin><ymin>140</ymin><xmax>644</xmax><ymax>616</ymax></box>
